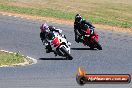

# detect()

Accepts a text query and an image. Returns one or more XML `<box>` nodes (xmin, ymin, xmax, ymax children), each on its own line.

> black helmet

<box><xmin>75</xmin><ymin>14</ymin><xmax>81</xmax><ymax>18</ymax></box>
<box><xmin>75</xmin><ymin>14</ymin><xmax>82</xmax><ymax>23</ymax></box>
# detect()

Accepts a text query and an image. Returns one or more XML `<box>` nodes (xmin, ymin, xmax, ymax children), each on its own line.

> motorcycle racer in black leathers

<box><xmin>74</xmin><ymin>14</ymin><xmax>95</xmax><ymax>43</ymax></box>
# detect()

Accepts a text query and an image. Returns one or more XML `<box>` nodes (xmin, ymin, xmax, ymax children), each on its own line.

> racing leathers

<box><xmin>40</xmin><ymin>26</ymin><xmax>63</xmax><ymax>53</ymax></box>
<box><xmin>74</xmin><ymin>20</ymin><xmax>95</xmax><ymax>43</ymax></box>
<box><xmin>40</xmin><ymin>26</ymin><xmax>68</xmax><ymax>54</ymax></box>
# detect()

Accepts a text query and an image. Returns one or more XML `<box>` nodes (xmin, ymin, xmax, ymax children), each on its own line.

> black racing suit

<box><xmin>74</xmin><ymin>20</ymin><xmax>95</xmax><ymax>43</ymax></box>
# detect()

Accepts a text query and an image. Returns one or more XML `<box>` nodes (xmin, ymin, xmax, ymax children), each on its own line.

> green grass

<box><xmin>0</xmin><ymin>51</ymin><xmax>26</xmax><ymax>66</ymax></box>
<box><xmin>0</xmin><ymin>0</ymin><xmax>132</xmax><ymax>28</ymax></box>
<box><xmin>0</xmin><ymin>4</ymin><xmax>74</xmax><ymax>19</ymax></box>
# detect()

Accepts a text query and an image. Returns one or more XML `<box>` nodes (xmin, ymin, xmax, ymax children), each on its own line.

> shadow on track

<box><xmin>71</xmin><ymin>48</ymin><xmax>96</xmax><ymax>50</ymax></box>
<box><xmin>39</xmin><ymin>57</ymin><xmax>72</xmax><ymax>60</ymax></box>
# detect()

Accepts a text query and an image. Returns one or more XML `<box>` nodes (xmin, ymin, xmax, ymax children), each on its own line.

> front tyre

<box><xmin>96</xmin><ymin>42</ymin><xmax>102</xmax><ymax>50</ymax></box>
<box><xmin>60</xmin><ymin>47</ymin><xmax>73</xmax><ymax>60</ymax></box>
<box><xmin>92</xmin><ymin>39</ymin><xmax>102</xmax><ymax>50</ymax></box>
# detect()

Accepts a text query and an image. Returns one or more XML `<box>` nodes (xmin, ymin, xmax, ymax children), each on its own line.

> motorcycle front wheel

<box><xmin>60</xmin><ymin>47</ymin><xmax>73</xmax><ymax>60</ymax></box>
<box><xmin>92</xmin><ymin>39</ymin><xmax>102</xmax><ymax>50</ymax></box>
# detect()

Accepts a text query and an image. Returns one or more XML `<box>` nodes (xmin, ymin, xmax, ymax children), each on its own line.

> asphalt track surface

<box><xmin>0</xmin><ymin>14</ymin><xmax>132</xmax><ymax>88</ymax></box>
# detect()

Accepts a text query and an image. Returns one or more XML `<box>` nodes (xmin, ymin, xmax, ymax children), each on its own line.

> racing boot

<box><xmin>75</xmin><ymin>38</ymin><xmax>79</xmax><ymax>43</ymax></box>
<box><xmin>75</xmin><ymin>33</ymin><xmax>80</xmax><ymax>43</ymax></box>
<box><xmin>78</xmin><ymin>36</ymin><xmax>84</xmax><ymax>43</ymax></box>
<box><xmin>54</xmin><ymin>51</ymin><xmax>58</xmax><ymax>56</ymax></box>
<box><xmin>45</xmin><ymin>48</ymin><xmax>50</xmax><ymax>53</ymax></box>
<box><xmin>45</xmin><ymin>45</ymin><xmax>52</xmax><ymax>53</ymax></box>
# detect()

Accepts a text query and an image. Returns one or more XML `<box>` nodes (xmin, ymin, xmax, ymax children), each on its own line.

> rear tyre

<box><xmin>60</xmin><ymin>47</ymin><xmax>73</xmax><ymax>60</ymax></box>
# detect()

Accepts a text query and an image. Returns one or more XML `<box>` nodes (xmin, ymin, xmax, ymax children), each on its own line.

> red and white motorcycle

<box><xmin>45</xmin><ymin>31</ymin><xmax>73</xmax><ymax>59</ymax></box>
